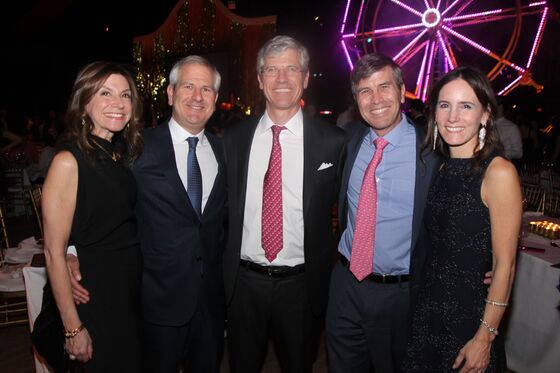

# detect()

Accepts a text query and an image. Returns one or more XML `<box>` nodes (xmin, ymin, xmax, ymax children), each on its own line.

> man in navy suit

<box><xmin>325</xmin><ymin>53</ymin><xmax>440</xmax><ymax>373</ymax></box>
<box><xmin>69</xmin><ymin>55</ymin><xmax>227</xmax><ymax>373</ymax></box>
<box><xmin>222</xmin><ymin>35</ymin><xmax>346</xmax><ymax>373</ymax></box>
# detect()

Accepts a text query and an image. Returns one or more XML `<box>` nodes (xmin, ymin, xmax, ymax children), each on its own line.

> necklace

<box><xmin>90</xmin><ymin>138</ymin><xmax>117</xmax><ymax>162</ymax></box>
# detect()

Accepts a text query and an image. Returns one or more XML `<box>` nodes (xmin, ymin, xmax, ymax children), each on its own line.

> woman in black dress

<box><xmin>43</xmin><ymin>61</ymin><xmax>143</xmax><ymax>371</ymax></box>
<box><xmin>405</xmin><ymin>67</ymin><xmax>522</xmax><ymax>372</ymax></box>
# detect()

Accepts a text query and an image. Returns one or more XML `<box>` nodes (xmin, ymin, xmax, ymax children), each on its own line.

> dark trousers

<box><xmin>227</xmin><ymin>266</ymin><xmax>321</xmax><ymax>373</ymax></box>
<box><xmin>326</xmin><ymin>260</ymin><xmax>411</xmax><ymax>373</ymax></box>
<box><xmin>143</xmin><ymin>298</ymin><xmax>224</xmax><ymax>373</ymax></box>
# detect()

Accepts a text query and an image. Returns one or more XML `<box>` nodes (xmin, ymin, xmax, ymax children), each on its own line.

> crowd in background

<box><xmin>1</xmin><ymin>92</ymin><xmax>558</xmax><ymax>178</ymax></box>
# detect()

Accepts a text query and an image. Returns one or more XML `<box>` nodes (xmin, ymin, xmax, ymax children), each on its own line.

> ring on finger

<box><xmin>69</xmin><ymin>354</ymin><xmax>76</xmax><ymax>360</ymax></box>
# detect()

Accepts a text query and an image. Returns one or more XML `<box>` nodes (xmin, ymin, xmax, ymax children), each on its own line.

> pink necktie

<box><xmin>262</xmin><ymin>125</ymin><xmax>286</xmax><ymax>262</ymax></box>
<box><xmin>350</xmin><ymin>137</ymin><xmax>389</xmax><ymax>281</ymax></box>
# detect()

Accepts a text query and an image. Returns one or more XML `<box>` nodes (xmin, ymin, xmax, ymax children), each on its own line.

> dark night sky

<box><xmin>1</xmin><ymin>0</ymin><xmax>560</xmax><ymax>122</ymax></box>
<box><xmin>0</xmin><ymin>0</ymin><xmax>347</xmax><ymax>116</ymax></box>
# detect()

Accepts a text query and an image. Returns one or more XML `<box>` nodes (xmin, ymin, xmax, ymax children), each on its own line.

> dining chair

<box><xmin>0</xmin><ymin>204</ymin><xmax>28</xmax><ymax>327</ymax></box>
<box><xmin>523</xmin><ymin>184</ymin><xmax>544</xmax><ymax>212</ymax></box>
<box><xmin>519</xmin><ymin>161</ymin><xmax>541</xmax><ymax>187</ymax></box>
<box><xmin>542</xmin><ymin>190</ymin><xmax>560</xmax><ymax>218</ymax></box>
<box><xmin>27</xmin><ymin>185</ymin><xmax>43</xmax><ymax>238</ymax></box>
<box><xmin>0</xmin><ymin>203</ymin><xmax>9</xmax><ymax>263</ymax></box>
<box><xmin>0</xmin><ymin>286</ymin><xmax>28</xmax><ymax>327</ymax></box>
<box><xmin>4</xmin><ymin>168</ymin><xmax>29</xmax><ymax>217</ymax></box>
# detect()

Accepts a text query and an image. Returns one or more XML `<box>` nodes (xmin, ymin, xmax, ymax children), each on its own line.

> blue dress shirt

<box><xmin>339</xmin><ymin>116</ymin><xmax>416</xmax><ymax>275</ymax></box>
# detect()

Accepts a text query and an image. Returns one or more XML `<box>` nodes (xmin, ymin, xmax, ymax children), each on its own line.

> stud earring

<box><xmin>478</xmin><ymin>124</ymin><xmax>486</xmax><ymax>151</ymax></box>
<box><xmin>81</xmin><ymin>118</ymin><xmax>86</xmax><ymax>126</ymax></box>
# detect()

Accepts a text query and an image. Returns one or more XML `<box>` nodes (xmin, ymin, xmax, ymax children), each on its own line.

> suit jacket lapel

<box><xmin>339</xmin><ymin>122</ymin><xmax>369</xmax><ymax>232</ymax></box>
<box><xmin>152</xmin><ymin>123</ymin><xmax>197</xmax><ymax>217</ymax></box>
<box><xmin>203</xmin><ymin>131</ymin><xmax>225</xmax><ymax>218</ymax></box>
<box><xmin>235</xmin><ymin>118</ymin><xmax>259</xmax><ymax>217</ymax></box>
<box><xmin>411</xmin><ymin>125</ymin><xmax>440</xmax><ymax>250</ymax></box>
<box><xmin>302</xmin><ymin>116</ymin><xmax>324</xmax><ymax>218</ymax></box>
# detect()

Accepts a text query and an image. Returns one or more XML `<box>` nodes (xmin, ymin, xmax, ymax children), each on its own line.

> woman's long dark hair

<box><xmin>63</xmin><ymin>61</ymin><xmax>143</xmax><ymax>165</ymax></box>
<box><xmin>424</xmin><ymin>66</ymin><xmax>503</xmax><ymax>173</ymax></box>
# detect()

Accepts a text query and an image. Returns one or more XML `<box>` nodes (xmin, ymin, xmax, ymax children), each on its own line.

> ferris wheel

<box><xmin>339</xmin><ymin>0</ymin><xmax>550</xmax><ymax>100</ymax></box>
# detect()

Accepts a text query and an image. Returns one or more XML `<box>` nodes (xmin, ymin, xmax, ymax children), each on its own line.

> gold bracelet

<box><xmin>485</xmin><ymin>299</ymin><xmax>508</xmax><ymax>307</ymax></box>
<box><xmin>479</xmin><ymin>319</ymin><xmax>498</xmax><ymax>336</ymax></box>
<box><xmin>64</xmin><ymin>324</ymin><xmax>85</xmax><ymax>338</ymax></box>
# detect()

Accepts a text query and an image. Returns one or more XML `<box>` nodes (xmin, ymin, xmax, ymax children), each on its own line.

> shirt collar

<box><xmin>257</xmin><ymin>109</ymin><xmax>304</xmax><ymax>138</ymax></box>
<box><xmin>168</xmin><ymin>117</ymin><xmax>206</xmax><ymax>146</ymax></box>
<box><xmin>369</xmin><ymin>113</ymin><xmax>410</xmax><ymax>148</ymax></box>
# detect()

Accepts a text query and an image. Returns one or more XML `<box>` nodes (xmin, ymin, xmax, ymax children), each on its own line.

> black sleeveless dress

<box><xmin>62</xmin><ymin>136</ymin><xmax>142</xmax><ymax>372</ymax></box>
<box><xmin>404</xmin><ymin>155</ymin><xmax>507</xmax><ymax>372</ymax></box>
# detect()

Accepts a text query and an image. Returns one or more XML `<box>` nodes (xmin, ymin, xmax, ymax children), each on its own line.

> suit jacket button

<box><xmin>196</xmin><ymin>256</ymin><xmax>202</xmax><ymax>262</ymax></box>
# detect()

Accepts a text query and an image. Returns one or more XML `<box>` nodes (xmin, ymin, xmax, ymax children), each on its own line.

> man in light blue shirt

<box><xmin>338</xmin><ymin>114</ymin><xmax>416</xmax><ymax>276</ymax></box>
<box><xmin>326</xmin><ymin>53</ymin><xmax>440</xmax><ymax>372</ymax></box>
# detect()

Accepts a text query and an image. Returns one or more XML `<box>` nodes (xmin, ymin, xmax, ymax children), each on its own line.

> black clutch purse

<box><xmin>31</xmin><ymin>281</ymin><xmax>68</xmax><ymax>373</ymax></box>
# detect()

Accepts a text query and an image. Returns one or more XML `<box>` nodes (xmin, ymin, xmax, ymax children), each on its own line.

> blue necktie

<box><xmin>187</xmin><ymin>137</ymin><xmax>202</xmax><ymax>217</ymax></box>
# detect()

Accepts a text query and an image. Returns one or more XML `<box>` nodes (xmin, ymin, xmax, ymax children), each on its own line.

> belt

<box><xmin>240</xmin><ymin>259</ymin><xmax>305</xmax><ymax>278</ymax></box>
<box><xmin>339</xmin><ymin>256</ymin><xmax>409</xmax><ymax>284</ymax></box>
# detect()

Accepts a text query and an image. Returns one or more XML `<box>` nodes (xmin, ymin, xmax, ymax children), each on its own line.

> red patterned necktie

<box><xmin>350</xmin><ymin>137</ymin><xmax>389</xmax><ymax>281</ymax></box>
<box><xmin>262</xmin><ymin>125</ymin><xmax>286</xmax><ymax>262</ymax></box>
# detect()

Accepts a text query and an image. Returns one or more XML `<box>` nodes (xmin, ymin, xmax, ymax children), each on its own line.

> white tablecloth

<box><xmin>0</xmin><ymin>265</ymin><xmax>25</xmax><ymax>291</ymax></box>
<box><xmin>22</xmin><ymin>266</ymin><xmax>50</xmax><ymax>373</ymax></box>
<box><xmin>0</xmin><ymin>235</ymin><xmax>49</xmax><ymax>373</ymax></box>
<box><xmin>505</xmin><ymin>220</ymin><xmax>560</xmax><ymax>373</ymax></box>
<box><xmin>0</xmin><ymin>237</ymin><xmax>42</xmax><ymax>292</ymax></box>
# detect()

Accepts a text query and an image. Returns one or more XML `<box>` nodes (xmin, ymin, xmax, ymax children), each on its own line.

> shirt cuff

<box><xmin>66</xmin><ymin>245</ymin><xmax>77</xmax><ymax>257</ymax></box>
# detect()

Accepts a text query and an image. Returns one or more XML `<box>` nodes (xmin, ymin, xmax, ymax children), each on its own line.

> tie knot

<box><xmin>374</xmin><ymin>137</ymin><xmax>388</xmax><ymax>151</ymax></box>
<box><xmin>271</xmin><ymin>125</ymin><xmax>285</xmax><ymax>138</ymax></box>
<box><xmin>187</xmin><ymin>136</ymin><xmax>199</xmax><ymax>149</ymax></box>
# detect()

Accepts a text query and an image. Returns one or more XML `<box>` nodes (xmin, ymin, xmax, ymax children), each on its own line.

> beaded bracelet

<box><xmin>479</xmin><ymin>319</ymin><xmax>498</xmax><ymax>336</ymax></box>
<box><xmin>485</xmin><ymin>299</ymin><xmax>508</xmax><ymax>307</ymax></box>
<box><xmin>64</xmin><ymin>324</ymin><xmax>85</xmax><ymax>338</ymax></box>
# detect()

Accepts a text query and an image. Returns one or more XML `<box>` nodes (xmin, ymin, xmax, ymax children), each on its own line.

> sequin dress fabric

<box><xmin>404</xmin><ymin>155</ymin><xmax>506</xmax><ymax>372</ymax></box>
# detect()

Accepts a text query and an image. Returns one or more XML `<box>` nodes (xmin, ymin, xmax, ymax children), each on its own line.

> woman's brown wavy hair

<box><xmin>63</xmin><ymin>61</ymin><xmax>143</xmax><ymax>166</ymax></box>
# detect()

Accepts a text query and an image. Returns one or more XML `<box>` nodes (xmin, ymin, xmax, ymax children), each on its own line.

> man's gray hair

<box><xmin>169</xmin><ymin>55</ymin><xmax>221</xmax><ymax>92</ymax></box>
<box><xmin>256</xmin><ymin>35</ymin><xmax>310</xmax><ymax>74</ymax></box>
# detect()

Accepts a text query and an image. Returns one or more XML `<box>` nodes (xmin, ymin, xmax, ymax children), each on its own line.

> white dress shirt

<box><xmin>168</xmin><ymin>118</ymin><xmax>218</xmax><ymax>213</ymax></box>
<box><xmin>241</xmin><ymin>110</ymin><xmax>305</xmax><ymax>266</ymax></box>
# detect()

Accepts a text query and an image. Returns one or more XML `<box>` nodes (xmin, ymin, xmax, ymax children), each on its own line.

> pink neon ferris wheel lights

<box><xmin>441</xmin><ymin>0</ymin><xmax>462</xmax><ymax>17</ymax></box>
<box><xmin>390</xmin><ymin>0</ymin><xmax>424</xmax><ymax>17</ymax></box>
<box><xmin>443</xmin><ymin>8</ymin><xmax>505</xmax><ymax>22</ymax></box>
<box><xmin>340</xmin><ymin>0</ymin><xmax>548</xmax><ymax>97</ymax></box>
<box><xmin>422</xmin><ymin>9</ymin><xmax>441</xmax><ymax>28</ymax></box>
<box><xmin>393</xmin><ymin>29</ymin><xmax>428</xmax><ymax>61</ymax></box>
<box><xmin>527</xmin><ymin>7</ymin><xmax>548</xmax><ymax>68</ymax></box>
<box><xmin>437</xmin><ymin>30</ymin><xmax>455</xmax><ymax>70</ymax></box>
<box><xmin>340</xmin><ymin>0</ymin><xmax>352</xmax><ymax>34</ymax></box>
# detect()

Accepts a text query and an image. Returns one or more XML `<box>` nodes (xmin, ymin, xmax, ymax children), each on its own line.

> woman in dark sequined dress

<box><xmin>404</xmin><ymin>67</ymin><xmax>522</xmax><ymax>373</ymax></box>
